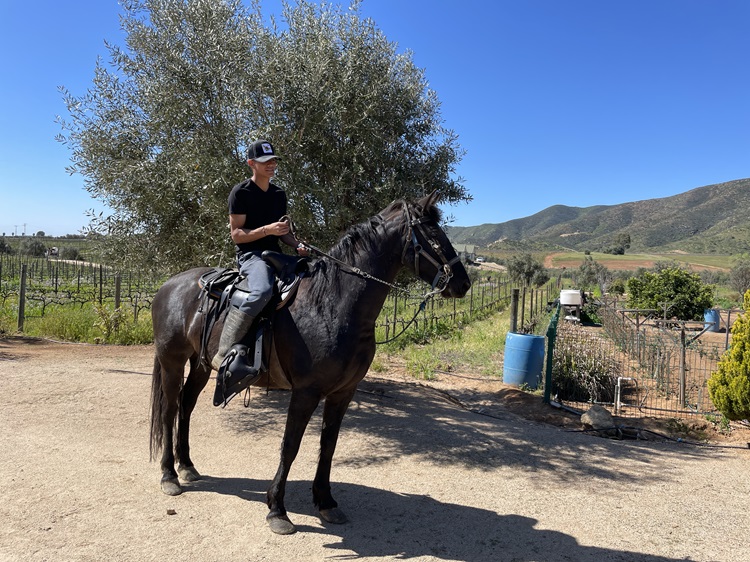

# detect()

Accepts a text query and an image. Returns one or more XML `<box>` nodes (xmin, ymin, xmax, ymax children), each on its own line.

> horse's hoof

<box><xmin>266</xmin><ymin>513</ymin><xmax>296</xmax><ymax>535</ymax></box>
<box><xmin>160</xmin><ymin>477</ymin><xmax>182</xmax><ymax>496</ymax></box>
<box><xmin>319</xmin><ymin>507</ymin><xmax>347</xmax><ymax>524</ymax></box>
<box><xmin>178</xmin><ymin>465</ymin><xmax>201</xmax><ymax>482</ymax></box>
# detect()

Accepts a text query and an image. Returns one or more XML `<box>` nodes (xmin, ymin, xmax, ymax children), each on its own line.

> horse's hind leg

<box><xmin>156</xmin><ymin>357</ymin><xmax>183</xmax><ymax>496</ymax></box>
<box><xmin>175</xmin><ymin>355</ymin><xmax>211</xmax><ymax>482</ymax></box>
<box><xmin>313</xmin><ymin>388</ymin><xmax>356</xmax><ymax>524</ymax></box>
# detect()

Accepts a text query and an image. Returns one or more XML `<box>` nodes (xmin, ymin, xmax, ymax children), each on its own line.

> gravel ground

<box><xmin>1</xmin><ymin>336</ymin><xmax>749</xmax><ymax>562</ymax></box>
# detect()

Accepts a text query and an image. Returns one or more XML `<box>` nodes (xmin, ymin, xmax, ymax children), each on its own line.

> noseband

<box><xmin>400</xmin><ymin>203</ymin><xmax>461</xmax><ymax>295</ymax></box>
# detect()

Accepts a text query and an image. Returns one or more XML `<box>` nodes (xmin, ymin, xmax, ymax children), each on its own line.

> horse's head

<box><xmin>400</xmin><ymin>191</ymin><xmax>471</xmax><ymax>299</ymax></box>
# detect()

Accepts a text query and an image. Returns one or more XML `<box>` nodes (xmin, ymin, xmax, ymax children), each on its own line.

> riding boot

<box><xmin>211</xmin><ymin>307</ymin><xmax>255</xmax><ymax>371</ymax></box>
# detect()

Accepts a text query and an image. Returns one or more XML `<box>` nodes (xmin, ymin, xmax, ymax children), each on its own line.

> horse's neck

<box><xmin>327</xmin><ymin>224</ymin><xmax>405</xmax><ymax>321</ymax></box>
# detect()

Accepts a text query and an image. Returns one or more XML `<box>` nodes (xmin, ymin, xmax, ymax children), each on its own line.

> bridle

<box><xmin>400</xmin><ymin>202</ymin><xmax>461</xmax><ymax>296</ymax></box>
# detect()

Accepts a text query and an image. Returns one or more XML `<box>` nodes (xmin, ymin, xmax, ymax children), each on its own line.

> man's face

<box><xmin>249</xmin><ymin>158</ymin><xmax>278</xmax><ymax>179</ymax></box>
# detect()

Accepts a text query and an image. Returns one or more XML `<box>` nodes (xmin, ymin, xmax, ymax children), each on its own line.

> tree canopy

<box><xmin>506</xmin><ymin>254</ymin><xmax>547</xmax><ymax>288</ymax></box>
<box><xmin>58</xmin><ymin>0</ymin><xmax>469</xmax><ymax>272</ymax></box>
<box><xmin>577</xmin><ymin>255</ymin><xmax>612</xmax><ymax>295</ymax></box>
<box><xmin>626</xmin><ymin>267</ymin><xmax>713</xmax><ymax>320</ymax></box>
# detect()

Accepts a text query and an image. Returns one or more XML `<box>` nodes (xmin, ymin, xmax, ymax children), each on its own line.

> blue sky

<box><xmin>1</xmin><ymin>0</ymin><xmax>748</xmax><ymax>237</ymax></box>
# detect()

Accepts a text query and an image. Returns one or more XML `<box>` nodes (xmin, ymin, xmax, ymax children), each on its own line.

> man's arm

<box><xmin>229</xmin><ymin>213</ymin><xmax>267</xmax><ymax>244</ymax></box>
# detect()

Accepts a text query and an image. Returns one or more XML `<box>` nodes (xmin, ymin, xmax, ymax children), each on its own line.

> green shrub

<box><xmin>627</xmin><ymin>267</ymin><xmax>713</xmax><ymax>320</ymax></box>
<box><xmin>708</xmin><ymin>290</ymin><xmax>750</xmax><ymax>420</ymax></box>
<box><xmin>552</xmin><ymin>325</ymin><xmax>620</xmax><ymax>403</ymax></box>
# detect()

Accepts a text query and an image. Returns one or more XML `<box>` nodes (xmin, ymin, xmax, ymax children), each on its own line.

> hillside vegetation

<box><xmin>447</xmin><ymin>178</ymin><xmax>750</xmax><ymax>255</ymax></box>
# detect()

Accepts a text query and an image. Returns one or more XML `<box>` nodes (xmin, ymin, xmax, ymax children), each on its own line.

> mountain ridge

<box><xmin>447</xmin><ymin>178</ymin><xmax>750</xmax><ymax>254</ymax></box>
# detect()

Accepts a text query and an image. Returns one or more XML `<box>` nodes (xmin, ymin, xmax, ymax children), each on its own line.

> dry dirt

<box><xmin>1</xmin><ymin>336</ymin><xmax>749</xmax><ymax>562</ymax></box>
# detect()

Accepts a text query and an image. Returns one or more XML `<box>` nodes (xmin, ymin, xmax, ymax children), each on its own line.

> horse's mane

<box><xmin>328</xmin><ymin>197</ymin><xmax>442</xmax><ymax>263</ymax></box>
<box><xmin>305</xmin><ymin>196</ymin><xmax>442</xmax><ymax>302</ymax></box>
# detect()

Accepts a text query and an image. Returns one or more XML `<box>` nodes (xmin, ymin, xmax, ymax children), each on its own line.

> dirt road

<box><xmin>1</xmin><ymin>337</ymin><xmax>749</xmax><ymax>561</ymax></box>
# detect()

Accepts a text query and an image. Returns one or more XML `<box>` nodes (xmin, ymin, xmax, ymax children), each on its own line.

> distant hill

<box><xmin>447</xmin><ymin>178</ymin><xmax>750</xmax><ymax>254</ymax></box>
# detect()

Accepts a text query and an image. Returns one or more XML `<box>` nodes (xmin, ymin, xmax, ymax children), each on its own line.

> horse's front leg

<box><xmin>313</xmin><ymin>388</ymin><xmax>356</xmax><ymax>525</ymax></box>
<box><xmin>266</xmin><ymin>388</ymin><xmax>320</xmax><ymax>535</ymax></box>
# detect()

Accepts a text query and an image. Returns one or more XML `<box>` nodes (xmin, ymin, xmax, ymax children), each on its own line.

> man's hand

<box><xmin>266</xmin><ymin>220</ymin><xmax>290</xmax><ymax>236</ymax></box>
<box><xmin>296</xmin><ymin>243</ymin><xmax>310</xmax><ymax>257</ymax></box>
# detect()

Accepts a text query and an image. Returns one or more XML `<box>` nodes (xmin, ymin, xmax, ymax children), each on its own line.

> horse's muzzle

<box><xmin>442</xmin><ymin>277</ymin><xmax>471</xmax><ymax>299</ymax></box>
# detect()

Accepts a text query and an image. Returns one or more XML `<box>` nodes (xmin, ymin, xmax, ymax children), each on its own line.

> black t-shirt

<box><xmin>227</xmin><ymin>179</ymin><xmax>287</xmax><ymax>257</ymax></box>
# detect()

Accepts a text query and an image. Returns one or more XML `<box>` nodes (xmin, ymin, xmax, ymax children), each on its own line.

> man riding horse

<box><xmin>211</xmin><ymin>140</ymin><xmax>308</xmax><ymax>399</ymax></box>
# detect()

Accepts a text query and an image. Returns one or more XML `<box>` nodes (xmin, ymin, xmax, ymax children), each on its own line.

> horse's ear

<box><xmin>417</xmin><ymin>190</ymin><xmax>441</xmax><ymax>210</ymax></box>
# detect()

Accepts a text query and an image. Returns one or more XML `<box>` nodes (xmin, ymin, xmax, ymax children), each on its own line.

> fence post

<box><xmin>510</xmin><ymin>288</ymin><xmax>519</xmax><ymax>333</ymax></box>
<box><xmin>679</xmin><ymin>327</ymin><xmax>687</xmax><ymax>406</ymax></box>
<box><xmin>17</xmin><ymin>264</ymin><xmax>27</xmax><ymax>332</ymax></box>
<box><xmin>543</xmin><ymin>305</ymin><xmax>560</xmax><ymax>404</ymax></box>
<box><xmin>725</xmin><ymin>310</ymin><xmax>732</xmax><ymax>350</ymax></box>
<box><xmin>115</xmin><ymin>273</ymin><xmax>121</xmax><ymax>310</ymax></box>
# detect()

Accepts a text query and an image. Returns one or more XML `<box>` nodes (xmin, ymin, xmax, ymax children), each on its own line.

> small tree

<box><xmin>627</xmin><ymin>267</ymin><xmax>713</xmax><ymax>320</ymax></box>
<box><xmin>729</xmin><ymin>260</ymin><xmax>750</xmax><ymax>298</ymax></box>
<box><xmin>577</xmin><ymin>256</ymin><xmax>612</xmax><ymax>296</ymax></box>
<box><xmin>708</xmin><ymin>290</ymin><xmax>750</xmax><ymax>420</ymax></box>
<box><xmin>507</xmin><ymin>254</ymin><xmax>545</xmax><ymax>287</ymax></box>
<box><xmin>20</xmin><ymin>238</ymin><xmax>47</xmax><ymax>257</ymax></box>
<box><xmin>0</xmin><ymin>237</ymin><xmax>12</xmax><ymax>255</ymax></box>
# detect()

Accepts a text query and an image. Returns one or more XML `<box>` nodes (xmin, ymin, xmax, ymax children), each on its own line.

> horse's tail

<box><xmin>149</xmin><ymin>355</ymin><xmax>164</xmax><ymax>462</ymax></box>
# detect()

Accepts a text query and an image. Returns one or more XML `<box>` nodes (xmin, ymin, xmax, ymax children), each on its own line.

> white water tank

<box><xmin>560</xmin><ymin>290</ymin><xmax>583</xmax><ymax>307</ymax></box>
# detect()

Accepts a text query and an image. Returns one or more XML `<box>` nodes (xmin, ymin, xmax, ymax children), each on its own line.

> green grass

<box><xmin>1</xmin><ymin>303</ymin><xmax>153</xmax><ymax>344</ymax></box>
<box><xmin>375</xmin><ymin>307</ymin><xmax>514</xmax><ymax>378</ymax></box>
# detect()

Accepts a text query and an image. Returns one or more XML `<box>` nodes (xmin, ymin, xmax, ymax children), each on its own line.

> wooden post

<box><xmin>17</xmin><ymin>264</ymin><xmax>27</xmax><ymax>332</ymax></box>
<box><xmin>115</xmin><ymin>273</ymin><xmax>121</xmax><ymax>310</ymax></box>
<box><xmin>725</xmin><ymin>310</ymin><xmax>732</xmax><ymax>351</ymax></box>
<box><xmin>510</xmin><ymin>288</ymin><xmax>519</xmax><ymax>333</ymax></box>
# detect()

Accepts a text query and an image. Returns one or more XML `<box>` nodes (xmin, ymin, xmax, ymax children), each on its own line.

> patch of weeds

<box><xmin>705</xmin><ymin>413</ymin><xmax>732</xmax><ymax>434</ymax></box>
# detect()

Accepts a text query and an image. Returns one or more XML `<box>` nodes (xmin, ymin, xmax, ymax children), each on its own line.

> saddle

<box><xmin>199</xmin><ymin>251</ymin><xmax>309</xmax><ymax>308</ymax></box>
<box><xmin>197</xmin><ymin>251</ymin><xmax>309</xmax><ymax>403</ymax></box>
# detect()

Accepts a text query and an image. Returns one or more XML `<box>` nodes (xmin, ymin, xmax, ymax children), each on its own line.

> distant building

<box><xmin>452</xmin><ymin>244</ymin><xmax>476</xmax><ymax>262</ymax></box>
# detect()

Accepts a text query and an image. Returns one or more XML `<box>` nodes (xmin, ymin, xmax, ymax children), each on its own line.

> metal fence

<box><xmin>547</xmin><ymin>301</ymin><xmax>739</xmax><ymax>419</ymax></box>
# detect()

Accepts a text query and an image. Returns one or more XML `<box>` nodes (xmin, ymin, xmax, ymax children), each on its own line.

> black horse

<box><xmin>149</xmin><ymin>192</ymin><xmax>471</xmax><ymax>534</ymax></box>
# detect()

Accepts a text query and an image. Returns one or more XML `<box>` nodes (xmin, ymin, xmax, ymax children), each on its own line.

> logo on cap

<box><xmin>261</xmin><ymin>143</ymin><xmax>273</xmax><ymax>154</ymax></box>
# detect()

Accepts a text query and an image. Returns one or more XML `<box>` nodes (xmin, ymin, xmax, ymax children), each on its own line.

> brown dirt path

<box><xmin>1</xmin><ymin>337</ymin><xmax>749</xmax><ymax>561</ymax></box>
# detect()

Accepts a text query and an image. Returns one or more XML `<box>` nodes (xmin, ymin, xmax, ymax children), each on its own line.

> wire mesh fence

<box><xmin>548</xmin><ymin>300</ymin><xmax>738</xmax><ymax>419</ymax></box>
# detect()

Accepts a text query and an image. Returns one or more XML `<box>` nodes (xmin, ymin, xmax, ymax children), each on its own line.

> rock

<box><xmin>581</xmin><ymin>405</ymin><xmax>614</xmax><ymax>432</ymax></box>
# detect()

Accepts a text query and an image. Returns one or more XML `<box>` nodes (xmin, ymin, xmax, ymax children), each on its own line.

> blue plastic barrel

<box><xmin>503</xmin><ymin>332</ymin><xmax>545</xmax><ymax>389</ymax></box>
<box><xmin>704</xmin><ymin>308</ymin><xmax>721</xmax><ymax>333</ymax></box>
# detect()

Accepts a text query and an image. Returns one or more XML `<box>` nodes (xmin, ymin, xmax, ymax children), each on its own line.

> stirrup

<box><xmin>212</xmin><ymin>344</ymin><xmax>261</xmax><ymax>407</ymax></box>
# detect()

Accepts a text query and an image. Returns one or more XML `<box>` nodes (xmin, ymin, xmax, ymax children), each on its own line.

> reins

<box><xmin>283</xmin><ymin>201</ymin><xmax>459</xmax><ymax>345</ymax></box>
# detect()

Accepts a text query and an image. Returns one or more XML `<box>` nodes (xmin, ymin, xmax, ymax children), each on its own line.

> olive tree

<box><xmin>507</xmin><ymin>254</ymin><xmax>546</xmax><ymax>287</ymax></box>
<box><xmin>58</xmin><ymin>0</ymin><xmax>469</xmax><ymax>272</ymax></box>
<box><xmin>577</xmin><ymin>255</ymin><xmax>612</xmax><ymax>296</ymax></box>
